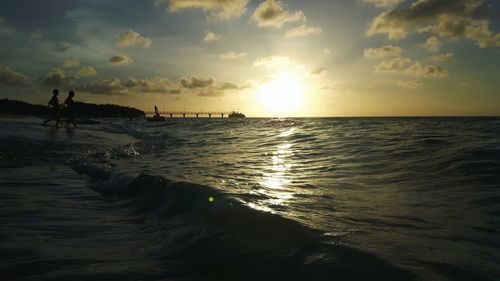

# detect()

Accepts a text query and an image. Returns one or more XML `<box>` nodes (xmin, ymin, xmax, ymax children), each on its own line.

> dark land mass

<box><xmin>0</xmin><ymin>99</ymin><xmax>145</xmax><ymax>118</ymax></box>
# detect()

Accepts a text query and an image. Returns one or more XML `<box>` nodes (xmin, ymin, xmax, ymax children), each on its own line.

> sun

<box><xmin>257</xmin><ymin>73</ymin><xmax>304</xmax><ymax>115</ymax></box>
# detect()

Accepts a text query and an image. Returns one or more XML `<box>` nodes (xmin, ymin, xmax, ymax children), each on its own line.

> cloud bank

<box><xmin>0</xmin><ymin>66</ymin><xmax>31</xmax><ymax>87</ymax></box>
<box><xmin>203</xmin><ymin>31</ymin><xmax>222</xmax><ymax>42</ymax></box>
<box><xmin>363</xmin><ymin>0</ymin><xmax>404</xmax><ymax>8</ymax></box>
<box><xmin>364</xmin><ymin>45</ymin><xmax>402</xmax><ymax>58</ymax></box>
<box><xmin>109</xmin><ymin>55</ymin><xmax>134</xmax><ymax>65</ymax></box>
<box><xmin>285</xmin><ymin>24</ymin><xmax>322</xmax><ymax>38</ymax></box>
<box><xmin>43</xmin><ymin>68</ymin><xmax>76</xmax><ymax>87</ymax></box>
<box><xmin>366</xmin><ymin>0</ymin><xmax>500</xmax><ymax>47</ymax></box>
<box><xmin>180</xmin><ymin>76</ymin><xmax>215</xmax><ymax>89</ymax></box>
<box><xmin>76</xmin><ymin>66</ymin><xmax>97</xmax><ymax>77</ymax></box>
<box><xmin>375</xmin><ymin>57</ymin><xmax>449</xmax><ymax>77</ymax></box>
<box><xmin>155</xmin><ymin>0</ymin><xmax>249</xmax><ymax>20</ymax></box>
<box><xmin>116</xmin><ymin>30</ymin><xmax>152</xmax><ymax>48</ymax></box>
<box><xmin>78</xmin><ymin>77</ymin><xmax>181</xmax><ymax>95</ymax></box>
<box><xmin>251</xmin><ymin>0</ymin><xmax>306</xmax><ymax>28</ymax></box>
<box><xmin>423</xmin><ymin>36</ymin><xmax>441</xmax><ymax>52</ymax></box>
<box><xmin>77</xmin><ymin>78</ymin><xmax>126</xmax><ymax>95</ymax></box>
<box><xmin>123</xmin><ymin>77</ymin><xmax>181</xmax><ymax>94</ymax></box>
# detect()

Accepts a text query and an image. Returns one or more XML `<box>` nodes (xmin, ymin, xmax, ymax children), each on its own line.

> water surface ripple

<box><xmin>1</xmin><ymin>117</ymin><xmax>499</xmax><ymax>281</ymax></box>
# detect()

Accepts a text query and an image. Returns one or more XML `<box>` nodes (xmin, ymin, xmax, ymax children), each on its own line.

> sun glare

<box><xmin>257</xmin><ymin>73</ymin><xmax>304</xmax><ymax>115</ymax></box>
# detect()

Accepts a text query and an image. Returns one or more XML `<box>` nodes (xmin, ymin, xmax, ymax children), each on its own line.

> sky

<box><xmin>0</xmin><ymin>0</ymin><xmax>499</xmax><ymax>117</ymax></box>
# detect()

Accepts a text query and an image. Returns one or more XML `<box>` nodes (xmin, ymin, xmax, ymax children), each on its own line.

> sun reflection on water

<box><xmin>251</xmin><ymin>127</ymin><xmax>297</xmax><ymax>212</ymax></box>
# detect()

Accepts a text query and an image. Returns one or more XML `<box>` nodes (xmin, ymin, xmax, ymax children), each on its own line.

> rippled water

<box><xmin>1</xmin><ymin>117</ymin><xmax>499</xmax><ymax>280</ymax></box>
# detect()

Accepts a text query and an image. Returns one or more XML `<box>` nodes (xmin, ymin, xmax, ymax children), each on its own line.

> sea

<box><xmin>0</xmin><ymin>116</ymin><xmax>499</xmax><ymax>281</ymax></box>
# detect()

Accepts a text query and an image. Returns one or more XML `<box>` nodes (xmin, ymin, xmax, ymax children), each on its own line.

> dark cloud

<box><xmin>78</xmin><ymin>77</ymin><xmax>182</xmax><ymax>95</ymax></box>
<box><xmin>124</xmin><ymin>77</ymin><xmax>181</xmax><ymax>94</ymax></box>
<box><xmin>77</xmin><ymin>78</ymin><xmax>126</xmax><ymax>95</ymax></box>
<box><xmin>311</xmin><ymin>67</ymin><xmax>327</xmax><ymax>76</ymax></box>
<box><xmin>380</xmin><ymin>0</ymin><xmax>490</xmax><ymax>22</ymax></box>
<box><xmin>219</xmin><ymin>81</ymin><xmax>251</xmax><ymax>90</ymax></box>
<box><xmin>42</xmin><ymin>66</ymin><xmax>97</xmax><ymax>87</ymax></box>
<box><xmin>177</xmin><ymin>77</ymin><xmax>249</xmax><ymax>97</ymax></box>
<box><xmin>375</xmin><ymin>57</ymin><xmax>448</xmax><ymax>77</ymax></box>
<box><xmin>77</xmin><ymin>75</ymin><xmax>242</xmax><ymax>96</ymax></box>
<box><xmin>109</xmin><ymin>55</ymin><xmax>134</xmax><ymax>65</ymax></box>
<box><xmin>75</xmin><ymin>66</ymin><xmax>97</xmax><ymax>77</ymax></box>
<box><xmin>0</xmin><ymin>65</ymin><xmax>31</xmax><ymax>87</ymax></box>
<box><xmin>164</xmin><ymin>89</ymin><xmax>181</xmax><ymax>94</ymax></box>
<box><xmin>251</xmin><ymin>0</ymin><xmax>306</xmax><ymax>28</ymax></box>
<box><xmin>363</xmin><ymin>0</ymin><xmax>403</xmax><ymax>9</ymax></box>
<box><xmin>155</xmin><ymin>0</ymin><xmax>249</xmax><ymax>20</ymax></box>
<box><xmin>219</xmin><ymin>82</ymin><xmax>241</xmax><ymax>90</ymax></box>
<box><xmin>367</xmin><ymin>0</ymin><xmax>499</xmax><ymax>47</ymax></box>
<box><xmin>375</xmin><ymin>57</ymin><xmax>412</xmax><ymax>72</ymax></box>
<box><xmin>417</xmin><ymin>16</ymin><xmax>500</xmax><ymax>47</ymax></box>
<box><xmin>43</xmin><ymin>68</ymin><xmax>76</xmax><ymax>87</ymax></box>
<box><xmin>406</xmin><ymin>62</ymin><xmax>448</xmax><ymax>77</ymax></box>
<box><xmin>198</xmin><ymin>89</ymin><xmax>225</xmax><ymax>97</ymax></box>
<box><xmin>364</xmin><ymin>45</ymin><xmax>402</xmax><ymax>58</ymax></box>
<box><xmin>180</xmin><ymin>76</ymin><xmax>215</xmax><ymax>89</ymax></box>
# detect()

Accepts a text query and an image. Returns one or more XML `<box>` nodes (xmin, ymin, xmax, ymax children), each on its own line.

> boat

<box><xmin>228</xmin><ymin>111</ymin><xmax>246</xmax><ymax>118</ymax></box>
<box><xmin>147</xmin><ymin>105</ymin><xmax>166</xmax><ymax>122</ymax></box>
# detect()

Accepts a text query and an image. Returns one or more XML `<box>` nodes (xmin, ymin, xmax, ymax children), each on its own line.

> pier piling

<box><xmin>145</xmin><ymin>110</ymin><xmax>238</xmax><ymax>118</ymax></box>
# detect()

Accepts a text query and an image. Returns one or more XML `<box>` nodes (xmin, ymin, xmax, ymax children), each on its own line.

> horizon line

<box><xmin>2</xmin><ymin>98</ymin><xmax>500</xmax><ymax>119</ymax></box>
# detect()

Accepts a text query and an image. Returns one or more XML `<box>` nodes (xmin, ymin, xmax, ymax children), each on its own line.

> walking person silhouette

<box><xmin>64</xmin><ymin>90</ymin><xmax>77</xmax><ymax>127</ymax></box>
<box><xmin>43</xmin><ymin>89</ymin><xmax>63</xmax><ymax>127</ymax></box>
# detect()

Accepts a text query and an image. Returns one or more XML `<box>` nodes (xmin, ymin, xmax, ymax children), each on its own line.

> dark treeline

<box><xmin>0</xmin><ymin>99</ymin><xmax>145</xmax><ymax>118</ymax></box>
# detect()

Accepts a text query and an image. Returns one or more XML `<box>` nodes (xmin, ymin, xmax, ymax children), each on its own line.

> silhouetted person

<box><xmin>154</xmin><ymin>106</ymin><xmax>161</xmax><ymax>117</ymax></box>
<box><xmin>64</xmin><ymin>90</ymin><xmax>77</xmax><ymax>127</ymax></box>
<box><xmin>43</xmin><ymin>89</ymin><xmax>63</xmax><ymax>127</ymax></box>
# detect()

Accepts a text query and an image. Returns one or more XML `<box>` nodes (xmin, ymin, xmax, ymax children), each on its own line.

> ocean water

<box><xmin>0</xmin><ymin>116</ymin><xmax>499</xmax><ymax>281</ymax></box>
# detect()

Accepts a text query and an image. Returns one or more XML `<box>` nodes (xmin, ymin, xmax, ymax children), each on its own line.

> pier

<box><xmin>145</xmin><ymin>110</ymin><xmax>233</xmax><ymax>118</ymax></box>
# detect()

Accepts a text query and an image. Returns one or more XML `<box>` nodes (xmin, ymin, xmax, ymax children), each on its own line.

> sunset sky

<box><xmin>0</xmin><ymin>0</ymin><xmax>499</xmax><ymax>116</ymax></box>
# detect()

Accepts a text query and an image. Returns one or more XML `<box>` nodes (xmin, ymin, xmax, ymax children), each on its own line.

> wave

<box><xmin>76</xmin><ymin>167</ymin><xmax>416</xmax><ymax>280</ymax></box>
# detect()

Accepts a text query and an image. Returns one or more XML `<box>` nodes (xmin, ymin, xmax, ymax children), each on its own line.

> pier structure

<box><xmin>145</xmin><ymin>110</ymin><xmax>231</xmax><ymax>118</ymax></box>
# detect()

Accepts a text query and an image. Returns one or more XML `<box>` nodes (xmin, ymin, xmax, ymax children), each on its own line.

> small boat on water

<box><xmin>147</xmin><ymin>105</ymin><xmax>166</xmax><ymax>122</ymax></box>
<box><xmin>228</xmin><ymin>111</ymin><xmax>246</xmax><ymax>118</ymax></box>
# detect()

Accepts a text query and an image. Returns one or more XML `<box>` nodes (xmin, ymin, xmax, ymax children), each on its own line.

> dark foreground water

<box><xmin>0</xmin><ymin>117</ymin><xmax>499</xmax><ymax>281</ymax></box>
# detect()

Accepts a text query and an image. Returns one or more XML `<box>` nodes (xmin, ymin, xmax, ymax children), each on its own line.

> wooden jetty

<box><xmin>145</xmin><ymin>110</ymin><xmax>233</xmax><ymax>118</ymax></box>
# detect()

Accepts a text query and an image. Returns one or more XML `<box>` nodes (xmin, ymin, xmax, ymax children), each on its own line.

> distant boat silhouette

<box><xmin>147</xmin><ymin>105</ymin><xmax>166</xmax><ymax>122</ymax></box>
<box><xmin>228</xmin><ymin>111</ymin><xmax>246</xmax><ymax>118</ymax></box>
